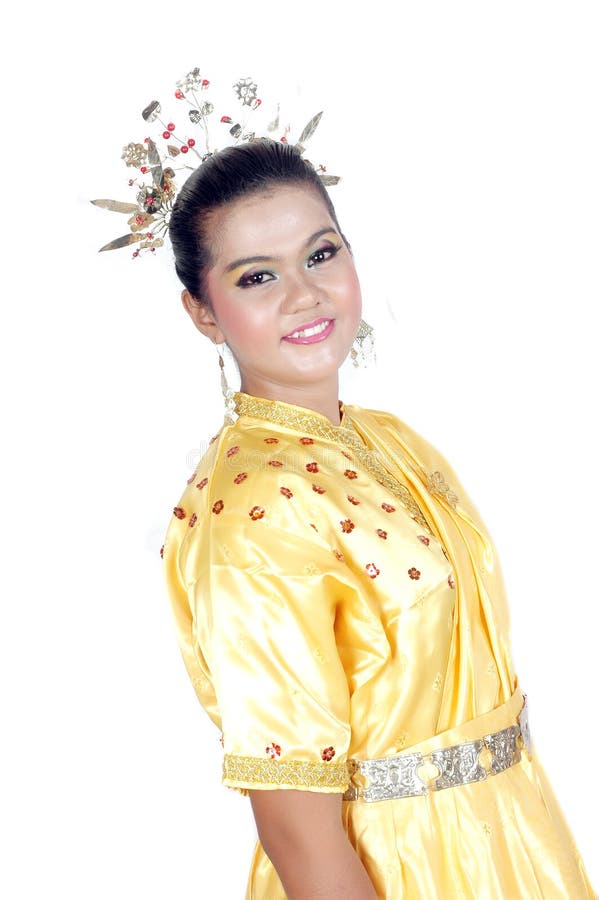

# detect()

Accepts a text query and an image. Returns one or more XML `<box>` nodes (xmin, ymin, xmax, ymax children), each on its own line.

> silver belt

<box><xmin>343</xmin><ymin>694</ymin><xmax>532</xmax><ymax>802</ymax></box>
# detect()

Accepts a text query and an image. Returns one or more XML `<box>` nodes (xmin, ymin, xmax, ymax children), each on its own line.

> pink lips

<box><xmin>282</xmin><ymin>317</ymin><xmax>335</xmax><ymax>345</ymax></box>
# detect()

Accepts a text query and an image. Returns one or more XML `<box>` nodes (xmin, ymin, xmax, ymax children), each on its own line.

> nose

<box><xmin>281</xmin><ymin>269</ymin><xmax>325</xmax><ymax>315</ymax></box>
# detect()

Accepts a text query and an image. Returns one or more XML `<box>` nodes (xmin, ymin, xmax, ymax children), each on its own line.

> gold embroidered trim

<box><xmin>427</xmin><ymin>470</ymin><xmax>459</xmax><ymax>509</ymax></box>
<box><xmin>233</xmin><ymin>391</ymin><xmax>433</xmax><ymax>532</ymax></box>
<box><xmin>223</xmin><ymin>753</ymin><xmax>350</xmax><ymax>790</ymax></box>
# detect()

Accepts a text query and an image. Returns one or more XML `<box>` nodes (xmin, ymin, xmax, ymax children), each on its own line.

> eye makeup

<box><xmin>235</xmin><ymin>240</ymin><xmax>343</xmax><ymax>289</ymax></box>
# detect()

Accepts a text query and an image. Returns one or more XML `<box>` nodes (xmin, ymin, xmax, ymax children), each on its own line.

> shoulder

<box><xmin>162</xmin><ymin>417</ymin><xmax>344</xmax><ymax>586</ymax></box>
<box><xmin>346</xmin><ymin>401</ymin><xmax>442</xmax><ymax>461</ymax></box>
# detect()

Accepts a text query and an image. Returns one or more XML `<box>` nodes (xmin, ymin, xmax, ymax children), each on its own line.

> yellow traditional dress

<box><xmin>162</xmin><ymin>391</ymin><xmax>595</xmax><ymax>899</ymax></box>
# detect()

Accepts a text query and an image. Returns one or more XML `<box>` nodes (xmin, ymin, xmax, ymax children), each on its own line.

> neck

<box><xmin>238</xmin><ymin>375</ymin><xmax>342</xmax><ymax>426</ymax></box>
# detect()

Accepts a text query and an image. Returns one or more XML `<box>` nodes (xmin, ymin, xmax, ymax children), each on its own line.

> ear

<box><xmin>180</xmin><ymin>289</ymin><xmax>226</xmax><ymax>344</ymax></box>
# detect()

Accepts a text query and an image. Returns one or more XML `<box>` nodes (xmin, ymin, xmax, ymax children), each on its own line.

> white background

<box><xmin>2</xmin><ymin>1</ymin><xmax>598</xmax><ymax>897</ymax></box>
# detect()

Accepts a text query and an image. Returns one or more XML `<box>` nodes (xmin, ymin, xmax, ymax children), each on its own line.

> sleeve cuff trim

<box><xmin>222</xmin><ymin>754</ymin><xmax>350</xmax><ymax>790</ymax></box>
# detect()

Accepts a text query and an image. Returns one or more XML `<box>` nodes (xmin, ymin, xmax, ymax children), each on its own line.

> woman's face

<box><xmin>186</xmin><ymin>184</ymin><xmax>362</xmax><ymax>404</ymax></box>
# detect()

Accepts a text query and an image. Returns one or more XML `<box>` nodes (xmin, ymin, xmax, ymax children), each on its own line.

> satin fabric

<box><xmin>162</xmin><ymin>393</ymin><xmax>595</xmax><ymax>899</ymax></box>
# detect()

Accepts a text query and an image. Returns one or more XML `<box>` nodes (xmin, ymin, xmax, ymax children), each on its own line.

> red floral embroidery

<box><xmin>340</xmin><ymin>518</ymin><xmax>355</xmax><ymax>533</ymax></box>
<box><xmin>226</xmin><ymin>445</ymin><xmax>239</xmax><ymax>457</ymax></box>
<box><xmin>249</xmin><ymin>505</ymin><xmax>265</xmax><ymax>520</ymax></box>
<box><xmin>321</xmin><ymin>746</ymin><xmax>336</xmax><ymax>762</ymax></box>
<box><xmin>280</xmin><ymin>486</ymin><xmax>293</xmax><ymax>498</ymax></box>
<box><xmin>209</xmin><ymin>432</ymin><xmax>220</xmax><ymax>444</ymax></box>
<box><xmin>333</xmin><ymin>549</ymin><xmax>345</xmax><ymax>562</ymax></box>
<box><xmin>347</xmin><ymin>495</ymin><xmax>360</xmax><ymax>505</ymax></box>
<box><xmin>268</xmin><ymin>459</ymin><xmax>283</xmax><ymax>467</ymax></box>
<box><xmin>448</xmin><ymin>574</ymin><xmax>456</xmax><ymax>589</ymax></box>
<box><xmin>365</xmin><ymin>562</ymin><xmax>380</xmax><ymax>578</ymax></box>
<box><xmin>418</xmin><ymin>535</ymin><xmax>430</xmax><ymax>546</ymax></box>
<box><xmin>344</xmin><ymin>469</ymin><xmax>357</xmax><ymax>480</ymax></box>
<box><xmin>188</xmin><ymin>513</ymin><xmax>197</xmax><ymax>527</ymax></box>
<box><xmin>312</xmin><ymin>484</ymin><xmax>326</xmax><ymax>494</ymax></box>
<box><xmin>234</xmin><ymin>472</ymin><xmax>248</xmax><ymax>484</ymax></box>
<box><xmin>264</xmin><ymin>437</ymin><xmax>279</xmax><ymax>445</ymax></box>
<box><xmin>173</xmin><ymin>506</ymin><xmax>186</xmax><ymax>519</ymax></box>
<box><xmin>212</xmin><ymin>500</ymin><xmax>224</xmax><ymax>515</ymax></box>
<box><xmin>341</xmin><ymin>450</ymin><xmax>352</xmax><ymax>460</ymax></box>
<box><xmin>197</xmin><ymin>477</ymin><xmax>208</xmax><ymax>490</ymax></box>
<box><xmin>310</xmin><ymin>523</ymin><xmax>319</xmax><ymax>532</ymax></box>
<box><xmin>266</xmin><ymin>742</ymin><xmax>281</xmax><ymax>759</ymax></box>
<box><xmin>306</xmin><ymin>461</ymin><xmax>319</xmax><ymax>473</ymax></box>
<box><xmin>381</xmin><ymin>502</ymin><xmax>396</xmax><ymax>513</ymax></box>
<box><xmin>376</xmin><ymin>529</ymin><xmax>388</xmax><ymax>540</ymax></box>
<box><xmin>186</xmin><ymin>472</ymin><xmax>196</xmax><ymax>485</ymax></box>
<box><xmin>408</xmin><ymin>567</ymin><xmax>421</xmax><ymax>580</ymax></box>
<box><xmin>299</xmin><ymin>437</ymin><xmax>314</xmax><ymax>445</ymax></box>
<box><xmin>160</xmin><ymin>544</ymin><xmax>164</xmax><ymax>558</ymax></box>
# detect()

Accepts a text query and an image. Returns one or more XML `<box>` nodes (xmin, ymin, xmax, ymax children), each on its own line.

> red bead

<box><xmin>150</xmin><ymin>247</ymin><xmax>156</xmax><ymax>252</ymax></box>
<box><xmin>163</xmin><ymin>130</ymin><xmax>171</xmax><ymax>139</ymax></box>
<box><xmin>132</xmin><ymin>251</ymin><xmax>139</xmax><ymax>257</ymax></box>
<box><xmin>175</xmin><ymin>89</ymin><xmax>183</xmax><ymax>99</ymax></box>
<box><xmin>221</xmin><ymin>116</ymin><xmax>232</xmax><ymax>123</ymax></box>
<box><xmin>167</xmin><ymin>122</ymin><xmax>175</xmax><ymax>131</ymax></box>
<box><xmin>280</xmin><ymin>136</ymin><xmax>288</xmax><ymax>143</ymax></box>
<box><xmin>135</xmin><ymin>215</ymin><xmax>143</xmax><ymax>225</ymax></box>
<box><xmin>146</xmin><ymin>232</ymin><xmax>153</xmax><ymax>238</ymax></box>
<box><xmin>254</xmin><ymin>98</ymin><xmax>262</xmax><ymax>107</ymax></box>
<box><xmin>180</xmin><ymin>145</ymin><xmax>189</xmax><ymax>153</ymax></box>
<box><xmin>144</xmin><ymin>137</ymin><xmax>149</xmax><ymax>143</ymax></box>
<box><xmin>140</xmin><ymin>166</ymin><xmax>147</xmax><ymax>173</ymax></box>
<box><xmin>187</xmin><ymin>138</ymin><xmax>196</xmax><ymax>147</ymax></box>
<box><xmin>202</xmin><ymin>79</ymin><xmax>210</xmax><ymax>87</ymax></box>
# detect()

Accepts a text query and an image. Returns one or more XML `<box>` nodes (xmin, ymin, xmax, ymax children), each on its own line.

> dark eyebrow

<box><xmin>224</xmin><ymin>227</ymin><xmax>339</xmax><ymax>273</ymax></box>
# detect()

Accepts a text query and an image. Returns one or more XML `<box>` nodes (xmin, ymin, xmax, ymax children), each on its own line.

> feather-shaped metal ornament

<box><xmin>295</xmin><ymin>111</ymin><xmax>323</xmax><ymax>155</ymax></box>
<box><xmin>90</xmin><ymin>199</ymin><xmax>140</xmax><ymax>214</ymax></box>
<box><xmin>267</xmin><ymin>103</ymin><xmax>280</xmax><ymax>133</ymax></box>
<box><xmin>142</xmin><ymin>101</ymin><xmax>161</xmax><ymax>123</ymax></box>
<box><xmin>99</xmin><ymin>233</ymin><xmax>145</xmax><ymax>252</ymax></box>
<box><xmin>146</xmin><ymin>139</ymin><xmax>163</xmax><ymax>188</ymax></box>
<box><xmin>319</xmin><ymin>174</ymin><xmax>341</xmax><ymax>186</ymax></box>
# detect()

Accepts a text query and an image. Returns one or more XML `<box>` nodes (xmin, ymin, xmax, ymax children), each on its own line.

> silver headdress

<box><xmin>91</xmin><ymin>69</ymin><xmax>340</xmax><ymax>258</ymax></box>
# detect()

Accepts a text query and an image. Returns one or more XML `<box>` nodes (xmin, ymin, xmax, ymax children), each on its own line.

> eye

<box><xmin>307</xmin><ymin>244</ymin><xmax>341</xmax><ymax>268</ymax></box>
<box><xmin>236</xmin><ymin>270</ymin><xmax>276</xmax><ymax>288</ymax></box>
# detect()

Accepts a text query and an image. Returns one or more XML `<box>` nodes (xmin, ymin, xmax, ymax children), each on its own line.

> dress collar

<box><xmin>232</xmin><ymin>391</ymin><xmax>354</xmax><ymax>437</ymax></box>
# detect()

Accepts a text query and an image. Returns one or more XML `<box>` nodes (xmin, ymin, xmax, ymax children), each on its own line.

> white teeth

<box><xmin>290</xmin><ymin>320</ymin><xmax>330</xmax><ymax>339</ymax></box>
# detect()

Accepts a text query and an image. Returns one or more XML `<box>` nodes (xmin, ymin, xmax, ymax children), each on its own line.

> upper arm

<box><xmin>249</xmin><ymin>788</ymin><xmax>343</xmax><ymax>854</ymax></box>
<box><xmin>192</xmin><ymin>514</ymin><xmax>355</xmax><ymax>795</ymax></box>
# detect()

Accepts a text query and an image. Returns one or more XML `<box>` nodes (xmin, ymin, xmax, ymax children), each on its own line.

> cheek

<box><xmin>211</xmin><ymin>288</ymin><xmax>274</xmax><ymax>349</ymax></box>
<box><xmin>334</xmin><ymin>261</ymin><xmax>362</xmax><ymax>308</ymax></box>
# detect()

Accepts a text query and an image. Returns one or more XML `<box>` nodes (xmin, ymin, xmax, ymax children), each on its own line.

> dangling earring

<box><xmin>216</xmin><ymin>342</ymin><xmax>237</xmax><ymax>424</ymax></box>
<box><xmin>350</xmin><ymin>319</ymin><xmax>375</xmax><ymax>368</ymax></box>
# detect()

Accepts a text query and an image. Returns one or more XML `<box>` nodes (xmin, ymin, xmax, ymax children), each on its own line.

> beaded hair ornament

<box><xmin>91</xmin><ymin>69</ymin><xmax>340</xmax><ymax>258</ymax></box>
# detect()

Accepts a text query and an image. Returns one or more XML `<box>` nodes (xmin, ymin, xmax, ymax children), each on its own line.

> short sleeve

<box><xmin>189</xmin><ymin>510</ymin><xmax>353</xmax><ymax>795</ymax></box>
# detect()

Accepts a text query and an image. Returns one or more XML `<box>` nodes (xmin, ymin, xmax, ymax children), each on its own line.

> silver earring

<box><xmin>350</xmin><ymin>319</ymin><xmax>375</xmax><ymax>368</ymax></box>
<box><xmin>216</xmin><ymin>342</ymin><xmax>237</xmax><ymax>423</ymax></box>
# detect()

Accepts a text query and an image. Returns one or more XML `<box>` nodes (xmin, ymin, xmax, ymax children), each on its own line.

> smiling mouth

<box><xmin>282</xmin><ymin>318</ymin><xmax>335</xmax><ymax>343</ymax></box>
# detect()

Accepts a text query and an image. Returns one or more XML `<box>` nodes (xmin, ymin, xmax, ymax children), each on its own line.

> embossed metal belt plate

<box><xmin>343</xmin><ymin>694</ymin><xmax>531</xmax><ymax>802</ymax></box>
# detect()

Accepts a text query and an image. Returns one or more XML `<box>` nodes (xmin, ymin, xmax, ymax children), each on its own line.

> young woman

<box><xmin>162</xmin><ymin>139</ymin><xmax>595</xmax><ymax>898</ymax></box>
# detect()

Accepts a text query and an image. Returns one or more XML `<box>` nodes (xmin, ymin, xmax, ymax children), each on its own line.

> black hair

<box><xmin>168</xmin><ymin>139</ymin><xmax>347</xmax><ymax>305</ymax></box>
